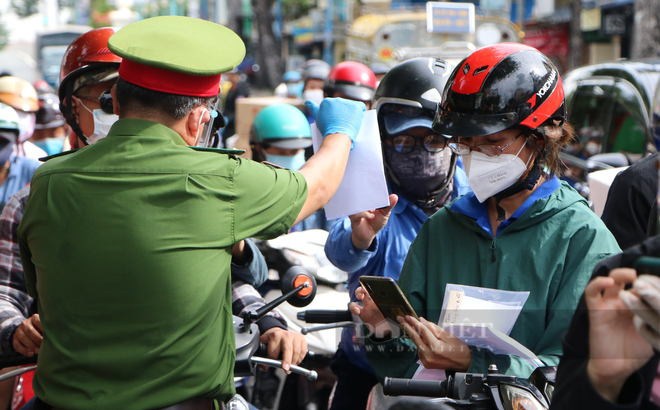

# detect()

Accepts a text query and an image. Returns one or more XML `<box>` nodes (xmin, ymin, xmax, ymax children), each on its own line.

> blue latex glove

<box><xmin>305</xmin><ymin>98</ymin><xmax>365</xmax><ymax>149</ymax></box>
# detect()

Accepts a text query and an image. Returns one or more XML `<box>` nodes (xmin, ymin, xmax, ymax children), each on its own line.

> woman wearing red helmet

<box><xmin>353</xmin><ymin>44</ymin><xmax>621</xmax><ymax>381</ymax></box>
<box><xmin>323</xmin><ymin>61</ymin><xmax>377</xmax><ymax>109</ymax></box>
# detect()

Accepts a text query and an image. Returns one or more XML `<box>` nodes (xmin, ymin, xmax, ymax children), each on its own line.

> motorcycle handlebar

<box><xmin>297</xmin><ymin>309</ymin><xmax>352</xmax><ymax>323</ymax></box>
<box><xmin>383</xmin><ymin>377</ymin><xmax>448</xmax><ymax>398</ymax></box>
<box><xmin>0</xmin><ymin>353</ymin><xmax>37</xmax><ymax>369</ymax></box>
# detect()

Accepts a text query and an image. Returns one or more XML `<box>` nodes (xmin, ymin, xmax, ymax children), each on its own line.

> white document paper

<box><xmin>311</xmin><ymin>110</ymin><xmax>390</xmax><ymax>220</ymax></box>
<box><xmin>441</xmin><ymin>291</ymin><xmax>523</xmax><ymax>336</ymax></box>
<box><xmin>413</xmin><ymin>286</ymin><xmax>541</xmax><ymax>380</ymax></box>
<box><xmin>443</xmin><ymin>324</ymin><xmax>543</xmax><ymax>367</ymax></box>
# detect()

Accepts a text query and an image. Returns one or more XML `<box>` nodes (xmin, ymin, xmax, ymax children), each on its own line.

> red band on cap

<box><xmin>118</xmin><ymin>59</ymin><xmax>221</xmax><ymax>97</ymax></box>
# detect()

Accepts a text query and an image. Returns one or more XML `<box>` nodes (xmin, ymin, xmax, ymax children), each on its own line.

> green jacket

<box><xmin>18</xmin><ymin>119</ymin><xmax>307</xmax><ymax>410</ymax></box>
<box><xmin>366</xmin><ymin>181</ymin><xmax>620</xmax><ymax>380</ymax></box>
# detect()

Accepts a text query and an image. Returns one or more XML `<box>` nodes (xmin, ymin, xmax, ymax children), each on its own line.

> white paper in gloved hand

<box><xmin>311</xmin><ymin>110</ymin><xmax>389</xmax><ymax>220</ymax></box>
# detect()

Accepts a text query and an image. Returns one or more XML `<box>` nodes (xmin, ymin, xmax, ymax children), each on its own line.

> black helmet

<box><xmin>374</xmin><ymin>57</ymin><xmax>458</xmax><ymax>210</ymax></box>
<box><xmin>373</xmin><ymin>57</ymin><xmax>453</xmax><ymax>134</ymax></box>
<box><xmin>35</xmin><ymin>93</ymin><xmax>65</xmax><ymax>130</ymax></box>
<box><xmin>369</xmin><ymin>63</ymin><xmax>390</xmax><ymax>76</ymax></box>
<box><xmin>433</xmin><ymin>43</ymin><xmax>566</xmax><ymax>139</ymax></box>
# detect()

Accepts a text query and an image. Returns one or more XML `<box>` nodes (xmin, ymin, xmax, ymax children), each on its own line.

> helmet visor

<box><xmin>268</xmin><ymin>138</ymin><xmax>312</xmax><ymax>149</ymax></box>
<box><xmin>380</xmin><ymin>105</ymin><xmax>436</xmax><ymax>135</ymax></box>
<box><xmin>432</xmin><ymin>107</ymin><xmax>519</xmax><ymax>138</ymax></box>
<box><xmin>331</xmin><ymin>83</ymin><xmax>374</xmax><ymax>103</ymax></box>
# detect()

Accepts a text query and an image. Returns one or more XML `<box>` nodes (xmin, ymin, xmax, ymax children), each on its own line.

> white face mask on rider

<box><xmin>15</xmin><ymin>111</ymin><xmax>36</xmax><ymax>144</ymax></box>
<box><xmin>463</xmin><ymin>138</ymin><xmax>532</xmax><ymax>203</ymax></box>
<box><xmin>78</xmin><ymin>99</ymin><xmax>119</xmax><ymax>144</ymax></box>
<box><xmin>303</xmin><ymin>89</ymin><xmax>324</xmax><ymax>106</ymax></box>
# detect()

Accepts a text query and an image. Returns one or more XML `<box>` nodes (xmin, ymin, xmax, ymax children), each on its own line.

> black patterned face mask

<box><xmin>384</xmin><ymin>144</ymin><xmax>453</xmax><ymax>203</ymax></box>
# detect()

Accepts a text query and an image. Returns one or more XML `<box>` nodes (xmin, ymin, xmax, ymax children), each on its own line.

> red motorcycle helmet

<box><xmin>59</xmin><ymin>27</ymin><xmax>121</xmax><ymax>89</ymax></box>
<box><xmin>433</xmin><ymin>43</ymin><xmax>566</xmax><ymax>140</ymax></box>
<box><xmin>58</xmin><ymin>27</ymin><xmax>122</xmax><ymax>142</ymax></box>
<box><xmin>324</xmin><ymin>61</ymin><xmax>377</xmax><ymax>102</ymax></box>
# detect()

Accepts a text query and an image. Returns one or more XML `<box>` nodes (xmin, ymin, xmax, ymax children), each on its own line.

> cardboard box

<box><xmin>588</xmin><ymin>166</ymin><xmax>628</xmax><ymax>217</ymax></box>
<box><xmin>234</xmin><ymin>97</ymin><xmax>306</xmax><ymax>158</ymax></box>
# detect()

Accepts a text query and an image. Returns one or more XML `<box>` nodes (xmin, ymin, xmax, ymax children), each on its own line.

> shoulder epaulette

<box><xmin>39</xmin><ymin>148</ymin><xmax>82</xmax><ymax>162</ymax></box>
<box><xmin>189</xmin><ymin>146</ymin><xmax>246</xmax><ymax>156</ymax></box>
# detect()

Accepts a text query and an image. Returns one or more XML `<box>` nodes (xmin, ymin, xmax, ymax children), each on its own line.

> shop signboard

<box><xmin>524</xmin><ymin>26</ymin><xmax>569</xmax><ymax>57</ymax></box>
<box><xmin>426</xmin><ymin>2</ymin><xmax>475</xmax><ymax>34</ymax></box>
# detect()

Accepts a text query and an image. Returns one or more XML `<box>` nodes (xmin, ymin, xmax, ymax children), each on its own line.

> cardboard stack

<box><xmin>588</xmin><ymin>166</ymin><xmax>629</xmax><ymax>217</ymax></box>
<box><xmin>234</xmin><ymin>97</ymin><xmax>306</xmax><ymax>158</ymax></box>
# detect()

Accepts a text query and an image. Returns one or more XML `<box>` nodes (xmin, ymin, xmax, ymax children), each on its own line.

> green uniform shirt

<box><xmin>18</xmin><ymin>119</ymin><xmax>307</xmax><ymax>410</ymax></box>
<box><xmin>365</xmin><ymin>182</ymin><xmax>620</xmax><ymax>381</ymax></box>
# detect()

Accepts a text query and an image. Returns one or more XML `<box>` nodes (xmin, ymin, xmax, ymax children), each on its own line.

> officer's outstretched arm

<box><xmin>295</xmin><ymin>98</ymin><xmax>364</xmax><ymax>225</ymax></box>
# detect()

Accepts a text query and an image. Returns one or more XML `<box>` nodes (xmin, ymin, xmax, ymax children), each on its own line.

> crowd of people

<box><xmin>0</xmin><ymin>14</ymin><xmax>655</xmax><ymax>410</ymax></box>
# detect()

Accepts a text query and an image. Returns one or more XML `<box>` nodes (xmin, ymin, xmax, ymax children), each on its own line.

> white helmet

<box><xmin>0</xmin><ymin>103</ymin><xmax>20</xmax><ymax>136</ymax></box>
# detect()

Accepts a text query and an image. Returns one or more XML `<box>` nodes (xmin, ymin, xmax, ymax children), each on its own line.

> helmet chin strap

<box><xmin>60</xmin><ymin>86</ymin><xmax>90</xmax><ymax>146</ymax></box>
<box><xmin>493</xmin><ymin>160</ymin><xmax>542</xmax><ymax>221</ymax></box>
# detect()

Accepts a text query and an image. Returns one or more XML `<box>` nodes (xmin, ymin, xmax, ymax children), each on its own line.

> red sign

<box><xmin>524</xmin><ymin>26</ymin><xmax>569</xmax><ymax>57</ymax></box>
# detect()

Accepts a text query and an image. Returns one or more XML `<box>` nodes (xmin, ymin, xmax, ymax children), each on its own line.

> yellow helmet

<box><xmin>0</xmin><ymin>76</ymin><xmax>38</xmax><ymax>112</ymax></box>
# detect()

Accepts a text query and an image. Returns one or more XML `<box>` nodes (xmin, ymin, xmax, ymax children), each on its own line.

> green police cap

<box><xmin>108</xmin><ymin>16</ymin><xmax>246</xmax><ymax>97</ymax></box>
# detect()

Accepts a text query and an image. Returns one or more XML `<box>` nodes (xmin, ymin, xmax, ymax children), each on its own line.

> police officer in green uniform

<box><xmin>18</xmin><ymin>16</ymin><xmax>365</xmax><ymax>410</ymax></box>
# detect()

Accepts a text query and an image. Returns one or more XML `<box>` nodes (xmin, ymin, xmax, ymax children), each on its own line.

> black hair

<box><xmin>115</xmin><ymin>78</ymin><xmax>216</xmax><ymax>120</ymax></box>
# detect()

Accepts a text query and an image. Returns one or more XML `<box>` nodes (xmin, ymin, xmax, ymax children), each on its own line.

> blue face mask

<box><xmin>266</xmin><ymin>151</ymin><xmax>306</xmax><ymax>171</ymax></box>
<box><xmin>287</xmin><ymin>82</ymin><xmax>304</xmax><ymax>99</ymax></box>
<box><xmin>33</xmin><ymin>137</ymin><xmax>64</xmax><ymax>156</ymax></box>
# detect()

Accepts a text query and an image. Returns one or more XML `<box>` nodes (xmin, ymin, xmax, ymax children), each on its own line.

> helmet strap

<box><xmin>493</xmin><ymin>160</ymin><xmax>542</xmax><ymax>221</ymax></box>
<box><xmin>60</xmin><ymin>83</ymin><xmax>90</xmax><ymax>146</ymax></box>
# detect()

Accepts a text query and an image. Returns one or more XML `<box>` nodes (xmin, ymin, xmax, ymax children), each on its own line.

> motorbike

<box><xmin>365</xmin><ymin>365</ymin><xmax>556</xmax><ymax>410</ymax></box>
<box><xmin>1</xmin><ymin>266</ymin><xmax>320</xmax><ymax>410</ymax></box>
<box><xmin>253</xmin><ymin>229</ymin><xmax>351</xmax><ymax>410</ymax></box>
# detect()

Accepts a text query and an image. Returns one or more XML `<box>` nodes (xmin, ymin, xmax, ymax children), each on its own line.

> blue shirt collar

<box><xmin>450</xmin><ymin>175</ymin><xmax>561</xmax><ymax>237</ymax></box>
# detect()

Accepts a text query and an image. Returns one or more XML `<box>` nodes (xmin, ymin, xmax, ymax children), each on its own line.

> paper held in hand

<box><xmin>413</xmin><ymin>284</ymin><xmax>542</xmax><ymax>381</ymax></box>
<box><xmin>311</xmin><ymin>110</ymin><xmax>390</xmax><ymax>220</ymax></box>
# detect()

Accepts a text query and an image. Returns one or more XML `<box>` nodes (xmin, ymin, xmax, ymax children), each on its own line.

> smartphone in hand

<box><xmin>359</xmin><ymin>276</ymin><xmax>419</xmax><ymax>334</ymax></box>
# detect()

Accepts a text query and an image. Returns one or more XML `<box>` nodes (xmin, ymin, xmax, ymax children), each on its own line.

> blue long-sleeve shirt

<box><xmin>324</xmin><ymin>166</ymin><xmax>470</xmax><ymax>373</ymax></box>
<box><xmin>0</xmin><ymin>155</ymin><xmax>40</xmax><ymax>210</ymax></box>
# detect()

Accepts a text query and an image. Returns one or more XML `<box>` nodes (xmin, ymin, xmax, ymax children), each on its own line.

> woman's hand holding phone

<box><xmin>398</xmin><ymin>315</ymin><xmax>472</xmax><ymax>371</ymax></box>
<box><xmin>351</xmin><ymin>287</ymin><xmax>392</xmax><ymax>338</ymax></box>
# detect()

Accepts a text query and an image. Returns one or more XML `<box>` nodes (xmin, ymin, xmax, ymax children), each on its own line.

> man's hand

<box><xmin>350</xmin><ymin>194</ymin><xmax>399</xmax><ymax>250</ymax></box>
<box><xmin>400</xmin><ymin>316</ymin><xmax>471</xmax><ymax>371</ymax></box>
<box><xmin>13</xmin><ymin>314</ymin><xmax>43</xmax><ymax>357</ymax></box>
<box><xmin>623</xmin><ymin>274</ymin><xmax>660</xmax><ymax>350</ymax></box>
<box><xmin>586</xmin><ymin>268</ymin><xmax>654</xmax><ymax>403</ymax></box>
<box><xmin>260</xmin><ymin>328</ymin><xmax>307</xmax><ymax>374</ymax></box>
<box><xmin>350</xmin><ymin>286</ymin><xmax>391</xmax><ymax>338</ymax></box>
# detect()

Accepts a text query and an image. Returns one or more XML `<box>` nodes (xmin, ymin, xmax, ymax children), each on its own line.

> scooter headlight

<box><xmin>544</xmin><ymin>384</ymin><xmax>554</xmax><ymax>402</ymax></box>
<box><xmin>501</xmin><ymin>384</ymin><xmax>548</xmax><ymax>410</ymax></box>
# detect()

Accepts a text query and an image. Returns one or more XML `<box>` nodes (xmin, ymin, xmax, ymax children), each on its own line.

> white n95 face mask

<box><xmin>16</xmin><ymin>111</ymin><xmax>36</xmax><ymax>143</ymax></box>
<box><xmin>79</xmin><ymin>99</ymin><xmax>118</xmax><ymax>144</ymax></box>
<box><xmin>463</xmin><ymin>141</ymin><xmax>531</xmax><ymax>203</ymax></box>
<box><xmin>303</xmin><ymin>89</ymin><xmax>324</xmax><ymax>106</ymax></box>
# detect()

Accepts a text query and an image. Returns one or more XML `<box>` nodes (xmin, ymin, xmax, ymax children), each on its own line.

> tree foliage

<box><xmin>632</xmin><ymin>0</ymin><xmax>660</xmax><ymax>59</ymax></box>
<box><xmin>0</xmin><ymin>17</ymin><xmax>8</xmax><ymax>51</ymax></box>
<box><xmin>282</xmin><ymin>0</ymin><xmax>311</xmax><ymax>21</ymax></box>
<box><xmin>11</xmin><ymin>0</ymin><xmax>39</xmax><ymax>18</ymax></box>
